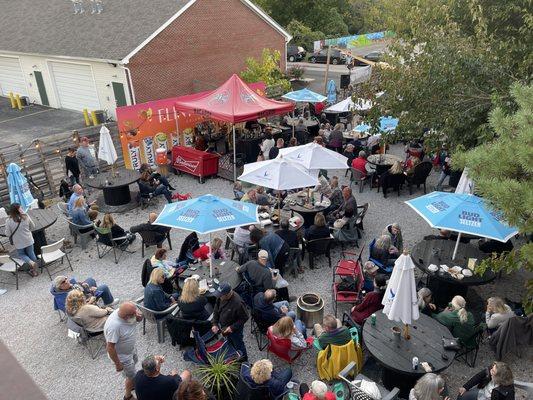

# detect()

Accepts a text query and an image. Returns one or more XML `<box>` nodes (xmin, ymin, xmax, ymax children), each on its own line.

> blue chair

<box><xmin>50</xmin><ymin>284</ymin><xmax>68</xmax><ymax>321</ymax></box>
<box><xmin>368</xmin><ymin>239</ymin><xmax>393</xmax><ymax>274</ymax></box>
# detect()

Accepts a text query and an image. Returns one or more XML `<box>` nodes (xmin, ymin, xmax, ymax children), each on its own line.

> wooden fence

<box><xmin>0</xmin><ymin>123</ymin><xmax>123</xmax><ymax>205</ymax></box>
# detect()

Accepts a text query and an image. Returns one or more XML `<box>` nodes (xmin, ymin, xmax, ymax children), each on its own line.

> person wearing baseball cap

<box><xmin>211</xmin><ymin>282</ymin><xmax>249</xmax><ymax>361</ymax></box>
<box><xmin>76</xmin><ymin>136</ymin><xmax>98</xmax><ymax>178</ymax></box>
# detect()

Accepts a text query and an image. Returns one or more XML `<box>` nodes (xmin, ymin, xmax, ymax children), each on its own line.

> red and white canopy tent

<box><xmin>174</xmin><ymin>74</ymin><xmax>294</xmax><ymax>180</ymax></box>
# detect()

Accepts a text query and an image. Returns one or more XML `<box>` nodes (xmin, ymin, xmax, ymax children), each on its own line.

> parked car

<box><xmin>364</xmin><ymin>51</ymin><xmax>384</xmax><ymax>62</ymax></box>
<box><xmin>287</xmin><ymin>45</ymin><xmax>307</xmax><ymax>62</ymax></box>
<box><xmin>309</xmin><ymin>48</ymin><xmax>347</xmax><ymax>65</ymax></box>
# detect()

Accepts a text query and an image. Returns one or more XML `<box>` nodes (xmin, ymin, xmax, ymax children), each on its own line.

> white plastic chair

<box><xmin>57</xmin><ymin>202</ymin><xmax>70</xmax><ymax>217</ymax></box>
<box><xmin>38</xmin><ymin>238</ymin><xmax>73</xmax><ymax>280</ymax></box>
<box><xmin>0</xmin><ymin>254</ymin><xmax>25</xmax><ymax>290</ymax></box>
<box><xmin>135</xmin><ymin>296</ymin><xmax>178</xmax><ymax>343</ymax></box>
<box><xmin>0</xmin><ymin>207</ymin><xmax>8</xmax><ymax>250</ymax></box>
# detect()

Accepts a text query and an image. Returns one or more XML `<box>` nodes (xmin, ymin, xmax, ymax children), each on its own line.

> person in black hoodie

<box><xmin>458</xmin><ymin>362</ymin><xmax>515</xmax><ymax>400</ymax></box>
<box><xmin>65</xmin><ymin>147</ymin><xmax>81</xmax><ymax>185</ymax></box>
<box><xmin>253</xmin><ymin>289</ymin><xmax>295</xmax><ymax>326</ymax></box>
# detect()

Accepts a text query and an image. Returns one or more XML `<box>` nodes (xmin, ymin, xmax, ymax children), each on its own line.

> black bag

<box><xmin>337</xmin><ymin>275</ymin><xmax>359</xmax><ymax>292</ymax></box>
<box><xmin>442</xmin><ymin>337</ymin><xmax>461</xmax><ymax>350</ymax></box>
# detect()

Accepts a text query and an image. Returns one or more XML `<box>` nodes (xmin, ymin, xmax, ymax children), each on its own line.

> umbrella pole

<box><xmin>232</xmin><ymin>125</ymin><xmax>237</xmax><ymax>182</ymax></box>
<box><xmin>403</xmin><ymin>324</ymin><xmax>411</xmax><ymax>340</ymax></box>
<box><xmin>452</xmin><ymin>232</ymin><xmax>461</xmax><ymax>260</ymax></box>
<box><xmin>292</xmin><ymin>111</ymin><xmax>295</xmax><ymax>139</ymax></box>
<box><xmin>209</xmin><ymin>232</ymin><xmax>213</xmax><ymax>278</ymax></box>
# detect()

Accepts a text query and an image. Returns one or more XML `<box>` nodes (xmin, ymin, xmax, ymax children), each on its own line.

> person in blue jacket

<box><xmin>144</xmin><ymin>268</ymin><xmax>177</xmax><ymax>318</ymax></box>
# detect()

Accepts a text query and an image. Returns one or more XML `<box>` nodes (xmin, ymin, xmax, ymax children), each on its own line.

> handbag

<box><xmin>442</xmin><ymin>337</ymin><xmax>461</xmax><ymax>350</ymax></box>
<box><xmin>9</xmin><ymin>221</ymin><xmax>21</xmax><ymax>246</ymax></box>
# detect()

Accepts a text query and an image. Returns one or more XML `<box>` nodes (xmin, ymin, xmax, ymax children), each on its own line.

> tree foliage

<box><xmin>454</xmin><ymin>83</ymin><xmax>533</xmax><ymax>313</ymax></box>
<box><xmin>286</xmin><ymin>20</ymin><xmax>324</xmax><ymax>52</ymax></box>
<box><xmin>240</xmin><ymin>49</ymin><xmax>291</xmax><ymax>96</ymax></box>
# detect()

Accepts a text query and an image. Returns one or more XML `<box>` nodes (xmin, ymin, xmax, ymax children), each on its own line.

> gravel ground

<box><xmin>0</xmin><ymin>144</ymin><xmax>530</xmax><ymax>400</ymax></box>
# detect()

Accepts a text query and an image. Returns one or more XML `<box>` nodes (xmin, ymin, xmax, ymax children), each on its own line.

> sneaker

<box><xmin>108</xmin><ymin>299</ymin><xmax>120</xmax><ymax>307</ymax></box>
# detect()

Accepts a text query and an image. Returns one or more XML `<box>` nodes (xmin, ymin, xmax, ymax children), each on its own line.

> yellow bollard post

<box><xmin>15</xmin><ymin>95</ymin><xmax>23</xmax><ymax>110</ymax></box>
<box><xmin>82</xmin><ymin>109</ymin><xmax>91</xmax><ymax>126</ymax></box>
<box><xmin>8</xmin><ymin>92</ymin><xmax>16</xmax><ymax>108</ymax></box>
<box><xmin>90</xmin><ymin>110</ymin><xmax>98</xmax><ymax>126</ymax></box>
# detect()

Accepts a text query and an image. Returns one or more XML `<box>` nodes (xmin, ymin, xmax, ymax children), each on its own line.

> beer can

<box><xmin>171</xmin><ymin>133</ymin><xmax>180</xmax><ymax>147</ymax></box>
<box><xmin>371</xmin><ymin>313</ymin><xmax>376</xmax><ymax>325</ymax></box>
<box><xmin>412</xmin><ymin>357</ymin><xmax>419</xmax><ymax>370</ymax></box>
<box><xmin>142</xmin><ymin>137</ymin><xmax>156</xmax><ymax>166</ymax></box>
<box><xmin>155</xmin><ymin>132</ymin><xmax>168</xmax><ymax>151</ymax></box>
<box><xmin>128</xmin><ymin>141</ymin><xmax>141</xmax><ymax>170</ymax></box>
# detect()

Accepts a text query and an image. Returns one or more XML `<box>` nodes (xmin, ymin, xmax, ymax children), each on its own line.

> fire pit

<box><xmin>297</xmin><ymin>293</ymin><xmax>324</xmax><ymax>328</ymax></box>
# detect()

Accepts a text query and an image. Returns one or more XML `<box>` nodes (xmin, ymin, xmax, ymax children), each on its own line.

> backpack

<box><xmin>337</xmin><ymin>275</ymin><xmax>359</xmax><ymax>292</ymax></box>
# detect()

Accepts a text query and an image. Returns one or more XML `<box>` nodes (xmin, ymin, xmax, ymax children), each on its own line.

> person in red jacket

<box><xmin>351</xmin><ymin>151</ymin><xmax>368</xmax><ymax>177</ymax></box>
<box><xmin>192</xmin><ymin>238</ymin><xmax>226</xmax><ymax>261</ymax></box>
<box><xmin>350</xmin><ymin>274</ymin><xmax>388</xmax><ymax>325</ymax></box>
<box><xmin>300</xmin><ymin>380</ymin><xmax>336</xmax><ymax>400</ymax></box>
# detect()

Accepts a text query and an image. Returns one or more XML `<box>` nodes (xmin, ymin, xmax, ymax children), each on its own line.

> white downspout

<box><xmin>120</xmin><ymin>65</ymin><xmax>137</xmax><ymax>105</ymax></box>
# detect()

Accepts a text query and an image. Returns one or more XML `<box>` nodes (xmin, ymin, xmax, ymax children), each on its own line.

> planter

<box><xmin>297</xmin><ymin>293</ymin><xmax>324</xmax><ymax>328</ymax></box>
<box><xmin>290</xmin><ymin>78</ymin><xmax>314</xmax><ymax>91</ymax></box>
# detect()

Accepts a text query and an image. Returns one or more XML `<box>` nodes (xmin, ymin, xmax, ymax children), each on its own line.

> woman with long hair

<box><xmin>71</xmin><ymin>196</ymin><xmax>94</xmax><ymax>234</ymax></box>
<box><xmin>409</xmin><ymin>373</ymin><xmax>446</xmax><ymax>400</ymax></box>
<box><xmin>371</xmin><ymin>234</ymin><xmax>399</xmax><ymax>266</ymax></box>
<box><xmin>177</xmin><ymin>278</ymin><xmax>210</xmax><ymax>320</ymax></box>
<box><xmin>144</xmin><ymin>268</ymin><xmax>177</xmax><ymax>316</ymax></box>
<box><xmin>382</xmin><ymin>222</ymin><xmax>404</xmax><ymax>253</ymax></box>
<box><xmin>305</xmin><ymin>212</ymin><xmax>331</xmax><ymax>241</ymax></box>
<box><xmin>485</xmin><ymin>297</ymin><xmax>515</xmax><ymax>333</ymax></box>
<box><xmin>192</xmin><ymin>237</ymin><xmax>226</xmax><ymax>261</ymax></box>
<box><xmin>150</xmin><ymin>248</ymin><xmax>176</xmax><ymax>280</ymax></box>
<box><xmin>435</xmin><ymin>295</ymin><xmax>477</xmax><ymax>347</ymax></box>
<box><xmin>458</xmin><ymin>362</ymin><xmax>515</xmax><ymax>400</ymax></box>
<box><xmin>417</xmin><ymin>287</ymin><xmax>437</xmax><ymax>316</ymax></box>
<box><xmin>4</xmin><ymin>203</ymin><xmax>38</xmax><ymax>276</ymax></box>
<box><xmin>271</xmin><ymin>316</ymin><xmax>308</xmax><ymax>354</ymax></box>
<box><xmin>66</xmin><ymin>289</ymin><xmax>112</xmax><ymax>331</ymax></box>
<box><xmin>99</xmin><ymin>213</ymin><xmax>135</xmax><ymax>246</ymax></box>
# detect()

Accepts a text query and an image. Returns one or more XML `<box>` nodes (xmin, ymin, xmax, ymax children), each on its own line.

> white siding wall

<box><xmin>0</xmin><ymin>53</ymin><xmax>131</xmax><ymax>118</ymax></box>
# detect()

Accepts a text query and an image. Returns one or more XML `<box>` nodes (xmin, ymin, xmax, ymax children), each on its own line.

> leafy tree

<box><xmin>454</xmin><ymin>83</ymin><xmax>533</xmax><ymax>313</ymax></box>
<box><xmin>240</xmin><ymin>49</ymin><xmax>291</xmax><ymax>96</ymax></box>
<box><xmin>286</xmin><ymin>20</ymin><xmax>324</xmax><ymax>52</ymax></box>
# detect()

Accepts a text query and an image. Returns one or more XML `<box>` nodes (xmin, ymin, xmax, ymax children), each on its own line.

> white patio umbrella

<box><xmin>324</xmin><ymin>97</ymin><xmax>373</xmax><ymax>113</ymax></box>
<box><xmin>278</xmin><ymin>142</ymin><xmax>349</xmax><ymax>170</ymax></box>
<box><xmin>382</xmin><ymin>251</ymin><xmax>420</xmax><ymax>339</ymax></box>
<box><xmin>455</xmin><ymin>167</ymin><xmax>475</xmax><ymax>194</ymax></box>
<box><xmin>98</xmin><ymin>124</ymin><xmax>118</xmax><ymax>174</ymax></box>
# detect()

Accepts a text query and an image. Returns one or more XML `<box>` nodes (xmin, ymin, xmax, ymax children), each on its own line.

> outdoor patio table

<box><xmin>179</xmin><ymin>259</ymin><xmax>241</xmax><ymax>298</ymax></box>
<box><xmin>285</xmin><ymin>117</ymin><xmax>319</xmax><ymax>128</ymax></box>
<box><xmin>411</xmin><ymin>238</ymin><xmax>495</xmax><ymax>308</ymax></box>
<box><xmin>363</xmin><ymin>311</ymin><xmax>456</xmax><ymax>398</ymax></box>
<box><xmin>0</xmin><ymin>208</ymin><xmax>57</xmax><ymax>255</ymax></box>
<box><xmin>85</xmin><ymin>169</ymin><xmax>139</xmax><ymax>213</ymax></box>
<box><xmin>286</xmin><ymin>192</ymin><xmax>331</xmax><ymax>228</ymax></box>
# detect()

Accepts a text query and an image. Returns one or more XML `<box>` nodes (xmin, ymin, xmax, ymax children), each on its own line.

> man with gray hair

<box><xmin>313</xmin><ymin>314</ymin><xmax>351</xmax><ymax>349</ymax></box>
<box><xmin>67</xmin><ymin>183</ymin><xmax>96</xmax><ymax>213</ymax></box>
<box><xmin>134</xmin><ymin>355</ymin><xmax>191</xmax><ymax>400</ymax></box>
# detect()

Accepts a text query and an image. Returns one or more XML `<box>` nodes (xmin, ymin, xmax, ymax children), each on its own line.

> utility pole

<box><xmin>323</xmin><ymin>45</ymin><xmax>332</xmax><ymax>94</ymax></box>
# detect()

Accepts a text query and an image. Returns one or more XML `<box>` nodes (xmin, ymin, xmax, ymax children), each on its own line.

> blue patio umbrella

<box><xmin>354</xmin><ymin>123</ymin><xmax>371</xmax><ymax>133</ymax></box>
<box><xmin>379</xmin><ymin>116</ymin><xmax>399</xmax><ymax>132</ymax></box>
<box><xmin>154</xmin><ymin>194</ymin><xmax>260</xmax><ymax>276</ymax></box>
<box><xmin>282</xmin><ymin>88</ymin><xmax>327</xmax><ymax>103</ymax></box>
<box><xmin>326</xmin><ymin>80</ymin><xmax>337</xmax><ymax>104</ymax></box>
<box><xmin>6</xmin><ymin>163</ymin><xmax>35</xmax><ymax>212</ymax></box>
<box><xmin>405</xmin><ymin>192</ymin><xmax>518</xmax><ymax>259</ymax></box>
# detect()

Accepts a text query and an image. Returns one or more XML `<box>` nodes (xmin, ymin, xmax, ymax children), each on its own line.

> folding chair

<box><xmin>235</xmin><ymin>363</ymin><xmax>289</xmax><ymax>400</ymax></box>
<box><xmin>136</xmin><ymin>229</ymin><xmax>172</xmax><ymax>258</ymax></box>
<box><xmin>250</xmin><ymin>309</ymin><xmax>270</xmax><ymax>351</ymax></box>
<box><xmin>94</xmin><ymin>226</ymin><xmax>134</xmax><ymax>264</ymax></box>
<box><xmin>266</xmin><ymin>326</ymin><xmax>310</xmax><ymax>364</ymax></box>
<box><xmin>0</xmin><ymin>254</ymin><xmax>25</xmax><ymax>290</ymax></box>
<box><xmin>455</xmin><ymin>325</ymin><xmax>484</xmax><ymax>367</ymax></box>
<box><xmin>38</xmin><ymin>238</ymin><xmax>73</xmax><ymax>280</ymax></box>
<box><xmin>56</xmin><ymin>202</ymin><xmax>70</xmax><ymax>217</ymax></box>
<box><xmin>338</xmin><ymin>361</ymin><xmax>400</xmax><ymax>400</ymax></box>
<box><xmin>184</xmin><ymin>330</ymin><xmax>242</xmax><ymax>365</ymax></box>
<box><xmin>332</xmin><ymin>248</ymin><xmax>364</xmax><ymax>316</ymax></box>
<box><xmin>303</xmin><ymin>236</ymin><xmax>334</xmax><ymax>269</ymax></box>
<box><xmin>66</xmin><ymin>316</ymin><xmax>105</xmax><ymax>359</ymax></box>
<box><xmin>66</xmin><ymin>219</ymin><xmax>94</xmax><ymax>250</ymax></box>
<box><xmin>135</xmin><ymin>296</ymin><xmax>178</xmax><ymax>344</ymax></box>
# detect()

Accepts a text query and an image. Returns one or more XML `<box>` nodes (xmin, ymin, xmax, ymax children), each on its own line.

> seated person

<box><xmin>312</xmin><ymin>173</ymin><xmax>333</xmax><ymax>198</ymax></box>
<box><xmin>382</xmin><ymin>222</ymin><xmax>403</xmax><ymax>253</ymax></box>
<box><xmin>97</xmin><ymin>213</ymin><xmax>135</xmax><ymax>246</ymax></box>
<box><xmin>65</xmin><ymin>289</ymin><xmax>113</xmax><ymax>331</ymax></box>
<box><xmin>343</xmin><ymin>144</ymin><xmax>357</xmax><ymax>169</ymax></box>
<box><xmin>380</xmin><ymin>161</ymin><xmax>405</xmax><ymax>193</ymax></box>
<box><xmin>410</xmin><ymin>374</ymin><xmax>446</xmax><ymax>400</ymax></box>
<box><xmin>478</xmin><ymin>238</ymin><xmax>514</xmax><ymax>255</ymax></box>
<box><xmin>173</xmin><ymin>380</ymin><xmax>209</xmax><ymax>400</ymax></box>
<box><xmin>351</xmin><ymin>151</ymin><xmax>368</xmax><ymax>176</ymax></box>
<box><xmin>329</xmin><ymin>187</ymin><xmax>357</xmax><ymax>222</ymax></box>
<box><xmin>67</xmin><ymin>184</ymin><xmax>97</xmax><ymax>213</ymax></box>
<box><xmin>350</xmin><ymin>274</ymin><xmax>387</xmax><ymax>326</ymax></box>
<box><xmin>250</xmin><ymin>228</ymin><xmax>290</xmax><ymax>273</ymax></box>
<box><xmin>130</xmin><ymin>212</ymin><xmax>171</xmax><ymax>247</ymax></box>
<box><xmin>300</xmin><ymin>380</ymin><xmax>337</xmax><ymax>400</ymax></box>
<box><xmin>327</xmin><ymin>176</ymin><xmax>344</xmax><ymax>213</ymax></box>
<box><xmin>134</xmin><ymin>355</ymin><xmax>191</xmax><ymax>400</ymax></box>
<box><xmin>404</xmin><ymin>155</ymin><xmax>421</xmax><ymax>176</ymax></box>
<box><xmin>253</xmin><ymin>289</ymin><xmax>297</xmax><ymax>326</ymax></box>
<box><xmin>458</xmin><ymin>362</ymin><xmax>515</xmax><ymax>400</ymax></box>
<box><xmin>313</xmin><ymin>314</ymin><xmax>352</xmax><ymax>350</ymax></box>
<box><xmin>417</xmin><ymin>287</ymin><xmax>437</xmax><ymax>316</ymax></box>
<box><xmin>242</xmin><ymin>359</ymin><xmax>292</xmax><ymax>400</ymax></box>
<box><xmin>139</xmin><ymin>163</ymin><xmax>175</xmax><ymax>190</ymax></box>
<box><xmin>70</xmin><ymin>196</ymin><xmax>94</xmax><ymax>232</ymax></box>
<box><xmin>332</xmin><ymin>206</ymin><xmax>355</xmax><ymax>231</ymax></box>
<box><xmin>271</xmin><ymin>316</ymin><xmax>309</xmax><ymax>353</ymax></box>
<box><xmin>88</xmin><ymin>209</ymin><xmax>100</xmax><ymax>225</ymax></box>
<box><xmin>485</xmin><ymin>297</ymin><xmax>515</xmax><ymax>333</ymax></box>
<box><xmin>150</xmin><ymin>248</ymin><xmax>178</xmax><ymax>281</ymax></box>
<box><xmin>362</xmin><ymin>261</ymin><xmax>378</xmax><ymax>292</ymax></box>
<box><xmin>233</xmin><ymin>224</ymin><xmax>254</xmax><ymax>251</ymax></box>
<box><xmin>370</xmin><ymin>235</ymin><xmax>399</xmax><ymax>266</ymax></box>
<box><xmin>424</xmin><ymin>229</ymin><xmax>472</xmax><ymax>243</ymax></box>
<box><xmin>435</xmin><ymin>295</ymin><xmax>477</xmax><ymax>347</ymax></box>
<box><xmin>305</xmin><ymin>213</ymin><xmax>331</xmax><ymax>241</ymax></box>
<box><xmin>52</xmin><ymin>275</ymin><xmax>117</xmax><ymax>308</ymax></box>
<box><xmin>144</xmin><ymin>268</ymin><xmax>177</xmax><ymax>315</ymax></box>
<box><xmin>138</xmin><ymin>171</ymin><xmax>173</xmax><ymax>203</ymax></box>
<box><xmin>177</xmin><ymin>278</ymin><xmax>210</xmax><ymax>321</ymax></box>
<box><xmin>275</xmin><ymin>219</ymin><xmax>299</xmax><ymax>249</ymax></box>
<box><xmin>192</xmin><ymin>237</ymin><xmax>226</xmax><ymax>261</ymax></box>
<box><xmin>233</xmin><ymin>181</ymin><xmax>245</xmax><ymax>200</ymax></box>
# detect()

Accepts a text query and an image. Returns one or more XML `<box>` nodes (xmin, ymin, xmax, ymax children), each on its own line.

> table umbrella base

<box><xmin>93</xmin><ymin>191</ymin><xmax>139</xmax><ymax>213</ymax></box>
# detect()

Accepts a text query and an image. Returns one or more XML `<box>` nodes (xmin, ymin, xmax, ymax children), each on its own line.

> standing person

<box><xmin>134</xmin><ymin>355</ymin><xmax>191</xmax><ymax>400</ymax></box>
<box><xmin>104</xmin><ymin>302</ymin><xmax>143</xmax><ymax>400</ymax></box>
<box><xmin>458</xmin><ymin>362</ymin><xmax>515</xmax><ymax>400</ymax></box>
<box><xmin>211</xmin><ymin>283</ymin><xmax>249</xmax><ymax>361</ymax></box>
<box><xmin>269</xmin><ymin>138</ymin><xmax>284</xmax><ymax>160</ymax></box>
<box><xmin>65</xmin><ymin>147</ymin><xmax>81</xmax><ymax>185</ymax></box>
<box><xmin>4</xmin><ymin>203</ymin><xmax>38</xmax><ymax>276</ymax></box>
<box><xmin>260</xmin><ymin>131</ymin><xmax>275</xmax><ymax>160</ymax></box>
<box><xmin>76</xmin><ymin>136</ymin><xmax>98</xmax><ymax>179</ymax></box>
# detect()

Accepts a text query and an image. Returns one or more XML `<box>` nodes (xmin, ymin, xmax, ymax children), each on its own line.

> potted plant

<box><xmin>196</xmin><ymin>353</ymin><xmax>240</xmax><ymax>400</ymax></box>
<box><xmin>286</xmin><ymin>66</ymin><xmax>314</xmax><ymax>90</ymax></box>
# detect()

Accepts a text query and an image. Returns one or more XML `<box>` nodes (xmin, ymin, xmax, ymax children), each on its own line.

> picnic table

<box><xmin>0</xmin><ymin>208</ymin><xmax>57</xmax><ymax>255</ymax></box>
<box><xmin>412</xmin><ymin>238</ymin><xmax>495</xmax><ymax>308</ymax></box>
<box><xmin>363</xmin><ymin>311</ymin><xmax>456</xmax><ymax>398</ymax></box>
<box><xmin>85</xmin><ymin>169</ymin><xmax>139</xmax><ymax>213</ymax></box>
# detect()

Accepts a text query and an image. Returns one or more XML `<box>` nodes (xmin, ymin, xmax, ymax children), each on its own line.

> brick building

<box><xmin>0</xmin><ymin>0</ymin><xmax>290</xmax><ymax>118</ymax></box>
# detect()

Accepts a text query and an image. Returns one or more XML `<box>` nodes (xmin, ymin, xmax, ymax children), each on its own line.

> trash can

<box><xmin>171</xmin><ymin>146</ymin><xmax>220</xmax><ymax>183</ymax></box>
<box><xmin>297</xmin><ymin>293</ymin><xmax>324</xmax><ymax>329</ymax></box>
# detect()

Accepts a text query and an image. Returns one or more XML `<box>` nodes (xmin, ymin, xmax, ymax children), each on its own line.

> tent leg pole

<box><xmin>452</xmin><ymin>233</ymin><xmax>461</xmax><ymax>260</ymax></box>
<box><xmin>233</xmin><ymin>125</ymin><xmax>237</xmax><ymax>182</ymax></box>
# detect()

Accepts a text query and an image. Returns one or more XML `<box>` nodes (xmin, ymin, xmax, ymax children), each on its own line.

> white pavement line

<box><xmin>0</xmin><ymin>108</ymin><xmax>55</xmax><ymax>124</ymax></box>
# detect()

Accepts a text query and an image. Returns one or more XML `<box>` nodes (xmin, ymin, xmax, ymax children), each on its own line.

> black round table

<box><xmin>179</xmin><ymin>260</ymin><xmax>241</xmax><ymax>298</ymax></box>
<box><xmin>0</xmin><ymin>208</ymin><xmax>57</xmax><ymax>255</ymax></box>
<box><xmin>412</xmin><ymin>239</ymin><xmax>495</xmax><ymax>308</ymax></box>
<box><xmin>287</xmin><ymin>193</ymin><xmax>331</xmax><ymax>228</ymax></box>
<box><xmin>363</xmin><ymin>312</ymin><xmax>456</xmax><ymax>398</ymax></box>
<box><xmin>85</xmin><ymin>169</ymin><xmax>139</xmax><ymax>213</ymax></box>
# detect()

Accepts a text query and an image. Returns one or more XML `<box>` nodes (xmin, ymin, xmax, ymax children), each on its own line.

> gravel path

<box><xmin>0</xmin><ymin>144</ymin><xmax>530</xmax><ymax>399</ymax></box>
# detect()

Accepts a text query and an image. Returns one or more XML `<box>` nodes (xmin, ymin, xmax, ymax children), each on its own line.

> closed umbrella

<box><xmin>382</xmin><ymin>251</ymin><xmax>420</xmax><ymax>339</ymax></box>
<box><xmin>455</xmin><ymin>168</ymin><xmax>475</xmax><ymax>194</ymax></box>
<box><xmin>405</xmin><ymin>192</ymin><xmax>518</xmax><ymax>259</ymax></box>
<box><xmin>279</xmin><ymin>142</ymin><xmax>349</xmax><ymax>170</ymax></box>
<box><xmin>326</xmin><ymin>80</ymin><xmax>337</xmax><ymax>104</ymax></box>
<box><xmin>154</xmin><ymin>194</ymin><xmax>260</xmax><ymax>277</ymax></box>
<box><xmin>98</xmin><ymin>125</ymin><xmax>118</xmax><ymax>174</ymax></box>
<box><xmin>6</xmin><ymin>163</ymin><xmax>35</xmax><ymax>211</ymax></box>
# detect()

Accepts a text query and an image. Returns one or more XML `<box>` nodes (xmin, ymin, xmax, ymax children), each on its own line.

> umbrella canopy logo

<box><xmin>208</xmin><ymin>90</ymin><xmax>230</xmax><ymax>106</ymax></box>
<box><xmin>177</xmin><ymin>209</ymin><xmax>199</xmax><ymax>223</ymax></box>
<box><xmin>240</xmin><ymin>91</ymin><xmax>257</xmax><ymax>104</ymax></box>
<box><xmin>426</xmin><ymin>201</ymin><xmax>449</xmax><ymax>213</ymax></box>
<box><xmin>459</xmin><ymin>211</ymin><xmax>482</xmax><ymax>227</ymax></box>
<box><xmin>213</xmin><ymin>208</ymin><xmax>236</xmax><ymax>222</ymax></box>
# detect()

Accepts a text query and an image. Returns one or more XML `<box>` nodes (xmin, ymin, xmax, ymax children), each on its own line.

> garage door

<box><xmin>50</xmin><ymin>62</ymin><xmax>100</xmax><ymax>111</ymax></box>
<box><xmin>0</xmin><ymin>56</ymin><xmax>28</xmax><ymax>96</ymax></box>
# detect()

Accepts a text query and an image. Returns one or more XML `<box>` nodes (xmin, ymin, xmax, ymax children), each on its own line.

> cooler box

<box><xmin>172</xmin><ymin>146</ymin><xmax>220</xmax><ymax>183</ymax></box>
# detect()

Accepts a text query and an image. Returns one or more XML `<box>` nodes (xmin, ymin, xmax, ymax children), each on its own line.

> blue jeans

<box><xmin>83</xmin><ymin>277</ymin><xmax>114</xmax><ymax>305</ymax></box>
<box><xmin>274</xmin><ymin>301</ymin><xmax>306</xmax><ymax>338</ymax></box>
<box><xmin>228</xmin><ymin>327</ymin><xmax>247</xmax><ymax>360</ymax></box>
<box><xmin>17</xmin><ymin>245</ymin><xmax>37</xmax><ymax>264</ymax></box>
<box><xmin>435</xmin><ymin>170</ymin><xmax>449</xmax><ymax>190</ymax></box>
<box><xmin>154</xmin><ymin>184</ymin><xmax>173</xmax><ymax>203</ymax></box>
